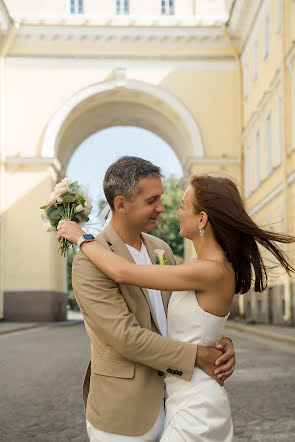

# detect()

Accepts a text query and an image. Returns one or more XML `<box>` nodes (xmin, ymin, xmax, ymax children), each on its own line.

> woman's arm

<box><xmin>57</xmin><ymin>221</ymin><xmax>224</xmax><ymax>292</ymax></box>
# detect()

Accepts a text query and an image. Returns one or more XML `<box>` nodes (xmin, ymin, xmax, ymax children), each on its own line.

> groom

<box><xmin>71</xmin><ymin>156</ymin><xmax>236</xmax><ymax>441</ymax></box>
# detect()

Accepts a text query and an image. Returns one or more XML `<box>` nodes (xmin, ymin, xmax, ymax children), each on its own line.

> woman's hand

<box><xmin>57</xmin><ymin>220</ymin><xmax>86</xmax><ymax>245</ymax></box>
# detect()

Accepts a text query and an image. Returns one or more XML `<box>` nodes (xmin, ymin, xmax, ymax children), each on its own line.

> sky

<box><xmin>66</xmin><ymin>126</ymin><xmax>183</xmax><ymax>219</ymax></box>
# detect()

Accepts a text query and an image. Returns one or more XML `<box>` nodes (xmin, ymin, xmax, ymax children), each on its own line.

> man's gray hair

<box><xmin>103</xmin><ymin>156</ymin><xmax>163</xmax><ymax>210</ymax></box>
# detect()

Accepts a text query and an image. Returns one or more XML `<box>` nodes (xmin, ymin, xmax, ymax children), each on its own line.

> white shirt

<box><xmin>125</xmin><ymin>241</ymin><xmax>167</xmax><ymax>337</ymax></box>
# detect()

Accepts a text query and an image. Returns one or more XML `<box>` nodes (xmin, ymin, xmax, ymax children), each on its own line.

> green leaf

<box><xmin>69</xmin><ymin>181</ymin><xmax>79</xmax><ymax>194</ymax></box>
<box><xmin>40</xmin><ymin>205</ymin><xmax>47</xmax><ymax>209</ymax></box>
<box><xmin>62</xmin><ymin>192</ymin><xmax>76</xmax><ymax>203</ymax></box>
<box><xmin>50</xmin><ymin>210</ymin><xmax>62</xmax><ymax>220</ymax></box>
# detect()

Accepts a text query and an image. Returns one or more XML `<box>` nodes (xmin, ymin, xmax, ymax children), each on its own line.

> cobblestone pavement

<box><xmin>0</xmin><ymin>324</ymin><xmax>294</xmax><ymax>441</ymax></box>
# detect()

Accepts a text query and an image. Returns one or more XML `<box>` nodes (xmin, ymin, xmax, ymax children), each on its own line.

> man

<box><xmin>71</xmin><ymin>156</ymin><xmax>235</xmax><ymax>441</ymax></box>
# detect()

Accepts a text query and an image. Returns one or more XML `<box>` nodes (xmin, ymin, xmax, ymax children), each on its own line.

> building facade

<box><xmin>0</xmin><ymin>0</ymin><xmax>294</xmax><ymax>324</ymax></box>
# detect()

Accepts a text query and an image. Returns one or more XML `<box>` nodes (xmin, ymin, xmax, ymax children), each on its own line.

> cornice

<box><xmin>184</xmin><ymin>155</ymin><xmax>239</xmax><ymax>172</ymax></box>
<box><xmin>10</xmin><ymin>13</ymin><xmax>229</xmax><ymax>28</ymax></box>
<box><xmin>227</xmin><ymin>0</ymin><xmax>262</xmax><ymax>48</ymax></box>
<box><xmin>1</xmin><ymin>24</ymin><xmax>237</xmax><ymax>51</ymax></box>
<box><xmin>0</xmin><ymin>0</ymin><xmax>12</xmax><ymax>31</ymax></box>
<box><xmin>5</xmin><ymin>156</ymin><xmax>62</xmax><ymax>172</ymax></box>
<box><xmin>241</xmin><ymin>0</ymin><xmax>270</xmax><ymax>64</ymax></box>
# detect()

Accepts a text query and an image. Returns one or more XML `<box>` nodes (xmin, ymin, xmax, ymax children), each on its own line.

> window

<box><xmin>253</xmin><ymin>40</ymin><xmax>259</xmax><ymax>80</ymax></box>
<box><xmin>265</xmin><ymin>112</ymin><xmax>272</xmax><ymax>177</ymax></box>
<box><xmin>276</xmin><ymin>0</ymin><xmax>281</xmax><ymax>33</ymax></box>
<box><xmin>255</xmin><ymin>130</ymin><xmax>261</xmax><ymax>187</ymax></box>
<box><xmin>70</xmin><ymin>0</ymin><xmax>83</xmax><ymax>14</ymax></box>
<box><xmin>161</xmin><ymin>0</ymin><xmax>174</xmax><ymax>15</ymax></box>
<box><xmin>264</xmin><ymin>15</ymin><xmax>270</xmax><ymax>59</ymax></box>
<box><xmin>276</xmin><ymin>96</ymin><xmax>283</xmax><ymax>164</ymax></box>
<box><xmin>116</xmin><ymin>0</ymin><xmax>129</xmax><ymax>15</ymax></box>
<box><xmin>244</xmin><ymin>63</ymin><xmax>249</xmax><ymax>99</ymax></box>
<box><xmin>244</xmin><ymin>146</ymin><xmax>251</xmax><ymax>198</ymax></box>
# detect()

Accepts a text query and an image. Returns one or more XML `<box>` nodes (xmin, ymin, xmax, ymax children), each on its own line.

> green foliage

<box><xmin>150</xmin><ymin>176</ymin><xmax>184</xmax><ymax>258</ymax></box>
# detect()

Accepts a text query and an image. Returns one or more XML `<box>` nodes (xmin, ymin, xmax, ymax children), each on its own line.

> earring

<box><xmin>199</xmin><ymin>228</ymin><xmax>204</xmax><ymax>236</ymax></box>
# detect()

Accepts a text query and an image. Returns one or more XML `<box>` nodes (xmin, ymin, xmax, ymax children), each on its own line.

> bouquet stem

<box><xmin>58</xmin><ymin>237</ymin><xmax>73</xmax><ymax>257</ymax></box>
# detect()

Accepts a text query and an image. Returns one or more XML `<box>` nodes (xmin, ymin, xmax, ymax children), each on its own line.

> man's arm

<box><xmin>73</xmin><ymin>252</ymin><xmax>198</xmax><ymax>382</ymax></box>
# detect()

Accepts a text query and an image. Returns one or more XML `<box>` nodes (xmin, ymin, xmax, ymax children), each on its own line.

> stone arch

<box><xmin>41</xmin><ymin>78</ymin><xmax>204</xmax><ymax>176</ymax></box>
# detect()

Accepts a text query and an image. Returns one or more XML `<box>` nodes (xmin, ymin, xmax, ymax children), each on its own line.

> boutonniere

<box><xmin>154</xmin><ymin>249</ymin><xmax>168</xmax><ymax>265</ymax></box>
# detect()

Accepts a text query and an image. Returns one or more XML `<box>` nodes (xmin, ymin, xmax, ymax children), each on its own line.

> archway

<box><xmin>41</xmin><ymin>79</ymin><xmax>204</xmax><ymax>177</ymax></box>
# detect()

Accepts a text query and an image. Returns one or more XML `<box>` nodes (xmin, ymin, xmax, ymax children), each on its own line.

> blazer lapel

<box><xmin>103</xmin><ymin>224</ymin><xmax>162</xmax><ymax>333</ymax></box>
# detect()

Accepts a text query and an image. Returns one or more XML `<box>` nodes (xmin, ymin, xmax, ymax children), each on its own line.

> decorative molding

<box><xmin>0</xmin><ymin>23</ymin><xmax>240</xmax><ymax>53</ymax></box>
<box><xmin>0</xmin><ymin>0</ymin><xmax>12</xmax><ymax>31</ymax></box>
<box><xmin>241</xmin><ymin>68</ymin><xmax>282</xmax><ymax>140</ymax></box>
<box><xmin>249</xmin><ymin>183</ymin><xmax>283</xmax><ymax>216</ymax></box>
<box><xmin>5</xmin><ymin>156</ymin><xmax>62</xmax><ymax>172</ymax></box>
<box><xmin>184</xmin><ymin>155</ymin><xmax>239</xmax><ymax>172</ymax></box>
<box><xmin>10</xmin><ymin>13</ymin><xmax>230</xmax><ymax>28</ymax></box>
<box><xmin>5</xmin><ymin>55</ymin><xmax>238</xmax><ymax>70</ymax></box>
<box><xmin>241</xmin><ymin>0</ymin><xmax>270</xmax><ymax>64</ymax></box>
<box><xmin>227</xmin><ymin>0</ymin><xmax>262</xmax><ymax>48</ymax></box>
<box><xmin>286</xmin><ymin>42</ymin><xmax>295</xmax><ymax>72</ymax></box>
<box><xmin>41</xmin><ymin>78</ymin><xmax>204</xmax><ymax>162</ymax></box>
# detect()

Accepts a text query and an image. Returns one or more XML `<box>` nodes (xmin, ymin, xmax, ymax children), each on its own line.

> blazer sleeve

<box><xmin>72</xmin><ymin>252</ymin><xmax>196</xmax><ymax>381</ymax></box>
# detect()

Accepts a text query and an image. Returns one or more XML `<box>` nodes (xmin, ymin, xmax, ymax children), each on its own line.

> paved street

<box><xmin>0</xmin><ymin>323</ymin><xmax>294</xmax><ymax>441</ymax></box>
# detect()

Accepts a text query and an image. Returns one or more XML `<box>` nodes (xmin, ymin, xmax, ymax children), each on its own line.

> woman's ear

<box><xmin>199</xmin><ymin>211</ymin><xmax>208</xmax><ymax>228</ymax></box>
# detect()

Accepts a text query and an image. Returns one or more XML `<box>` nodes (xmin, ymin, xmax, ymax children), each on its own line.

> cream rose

<box><xmin>47</xmin><ymin>191</ymin><xmax>57</xmax><ymax>208</ymax></box>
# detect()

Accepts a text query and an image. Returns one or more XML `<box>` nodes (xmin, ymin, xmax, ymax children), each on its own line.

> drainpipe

<box><xmin>0</xmin><ymin>20</ymin><xmax>19</xmax><ymax>319</ymax></box>
<box><xmin>222</xmin><ymin>24</ymin><xmax>245</xmax><ymax>317</ymax></box>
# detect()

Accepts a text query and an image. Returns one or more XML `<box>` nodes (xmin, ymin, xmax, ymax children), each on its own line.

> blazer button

<box><xmin>179</xmin><ymin>371</ymin><xmax>183</xmax><ymax>376</ymax></box>
<box><xmin>167</xmin><ymin>368</ymin><xmax>172</xmax><ymax>373</ymax></box>
<box><xmin>158</xmin><ymin>371</ymin><xmax>164</xmax><ymax>376</ymax></box>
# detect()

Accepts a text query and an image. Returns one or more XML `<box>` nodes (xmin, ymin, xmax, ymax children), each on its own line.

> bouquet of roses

<box><xmin>40</xmin><ymin>177</ymin><xmax>93</xmax><ymax>257</ymax></box>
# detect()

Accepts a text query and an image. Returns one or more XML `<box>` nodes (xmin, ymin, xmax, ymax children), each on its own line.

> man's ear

<box><xmin>113</xmin><ymin>195</ymin><xmax>126</xmax><ymax>214</ymax></box>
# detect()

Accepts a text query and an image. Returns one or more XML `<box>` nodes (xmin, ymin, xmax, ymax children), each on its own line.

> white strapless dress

<box><xmin>160</xmin><ymin>291</ymin><xmax>233</xmax><ymax>442</ymax></box>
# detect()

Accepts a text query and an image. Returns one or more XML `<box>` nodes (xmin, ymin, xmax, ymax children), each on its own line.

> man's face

<box><xmin>124</xmin><ymin>176</ymin><xmax>165</xmax><ymax>232</ymax></box>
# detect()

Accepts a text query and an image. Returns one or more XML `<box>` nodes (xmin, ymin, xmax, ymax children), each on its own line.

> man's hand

<box><xmin>214</xmin><ymin>337</ymin><xmax>236</xmax><ymax>381</ymax></box>
<box><xmin>196</xmin><ymin>346</ymin><xmax>225</xmax><ymax>387</ymax></box>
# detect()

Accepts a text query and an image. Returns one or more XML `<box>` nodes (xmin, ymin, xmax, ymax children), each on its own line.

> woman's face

<box><xmin>177</xmin><ymin>185</ymin><xmax>200</xmax><ymax>240</ymax></box>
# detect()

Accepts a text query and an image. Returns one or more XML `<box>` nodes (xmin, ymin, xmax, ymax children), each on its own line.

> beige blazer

<box><xmin>72</xmin><ymin>223</ymin><xmax>197</xmax><ymax>436</ymax></box>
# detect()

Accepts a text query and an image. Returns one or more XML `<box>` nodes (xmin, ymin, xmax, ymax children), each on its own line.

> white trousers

<box><xmin>86</xmin><ymin>400</ymin><xmax>165</xmax><ymax>442</ymax></box>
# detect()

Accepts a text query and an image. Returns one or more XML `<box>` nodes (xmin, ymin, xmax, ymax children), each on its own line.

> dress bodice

<box><xmin>162</xmin><ymin>291</ymin><xmax>233</xmax><ymax>441</ymax></box>
<box><xmin>167</xmin><ymin>290</ymin><xmax>230</xmax><ymax>346</ymax></box>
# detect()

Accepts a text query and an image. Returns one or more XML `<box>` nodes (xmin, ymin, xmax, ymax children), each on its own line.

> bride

<box><xmin>57</xmin><ymin>174</ymin><xmax>295</xmax><ymax>441</ymax></box>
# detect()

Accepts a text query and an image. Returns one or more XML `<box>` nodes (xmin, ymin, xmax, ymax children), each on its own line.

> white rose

<box><xmin>47</xmin><ymin>191</ymin><xmax>57</xmax><ymax>207</ymax></box>
<box><xmin>43</xmin><ymin>221</ymin><xmax>55</xmax><ymax>232</ymax></box>
<box><xmin>85</xmin><ymin>198</ymin><xmax>93</xmax><ymax>210</ymax></box>
<box><xmin>75</xmin><ymin>204</ymin><xmax>84</xmax><ymax>213</ymax></box>
<box><xmin>61</xmin><ymin>177</ymin><xmax>72</xmax><ymax>185</ymax></box>
<box><xmin>54</xmin><ymin>182</ymin><xmax>67</xmax><ymax>197</ymax></box>
<box><xmin>56</xmin><ymin>196</ymin><xmax>63</xmax><ymax>204</ymax></box>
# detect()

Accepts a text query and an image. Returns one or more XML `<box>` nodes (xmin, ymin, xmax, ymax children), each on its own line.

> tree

<box><xmin>150</xmin><ymin>176</ymin><xmax>184</xmax><ymax>258</ymax></box>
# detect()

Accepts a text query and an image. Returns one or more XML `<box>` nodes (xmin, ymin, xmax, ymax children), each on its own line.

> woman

<box><xmin>57</xmin><ymin>174</ymin><xmax>295</xmax><ymax>441</ymax></box>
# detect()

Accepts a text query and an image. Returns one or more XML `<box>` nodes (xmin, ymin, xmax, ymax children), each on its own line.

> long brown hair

<box><xmin>190</xmin><ymin>175</ymin><xmax>295</xmax><ymax>294</ymax></box>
